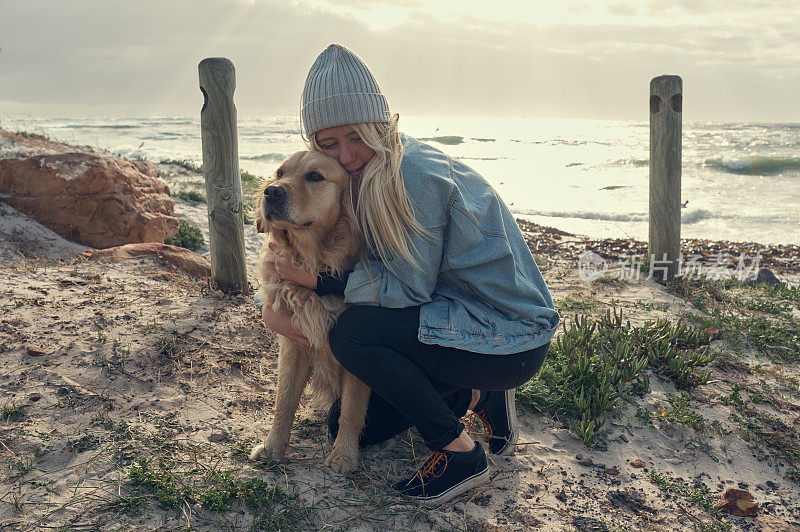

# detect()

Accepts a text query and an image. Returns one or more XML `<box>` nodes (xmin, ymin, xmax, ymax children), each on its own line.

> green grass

<box><xmin>785</xmin><ymin>466</ymin><xmax>800</xmax><ymax>484</ymax></box>
<box><xmin>13</xmin><ymin>130</ymin><xmax>50</xmax><ymax>141</ymax></box>
<box><xmin>749</xmin><ymin>364</ymin><xmax>800</xmax><ymax>398</ymax></box>
<box><xmin>554</xmin><ymin>296</ymin><xmax>599</xmax><ymax>312</ymax></box>
<box><xmin>2</xmin><ymin>402</ymin><xmax>24</xmax><ymax>422</ymax></box>
<box><xmin>723</xmin><ymin>276</ymin><xmax>800</xmax><ymax>309</ymax></box>
<box><xmin>240</xmin><ymin>169</ymin><xmax>264</xmax><ymax>209</ymax></box>
<box><xmin>649</xmin><ymin>470</ymin><xmax>731</xmax><ymax>531</ymax></box>
<box><xmin>125</xmin><ymin>457</ymin><xmax>302</xmax><ymax>529</ymax></box>
<box><xmin>652</xmin><ymin>392</ymin><xmax>710</xmax><ymax>432</ymax></box>
<box><xmin>165</xmin><ymin>219</ymin><xmax>205</xmax><ymax>251</ymax></box>
<box><xmin>668</xmin><ymin>276</ymin><xmax>800</xmax><ymax>363</ymax></box>
<box><xmin>240</xmin><ymin>169</ymin><xmax>260</xmax><ymax>186</ymax></box>
<box><xmin>94</xmin><ymin>340</ymin><xmax>129</xmax><ymax>373</ymax></box>
<box><xmin>162</xmin><ymin>162</ymin><xmax>264</xmax><ymax>209</ymax></box>
<box><xmin>2</xmin><ymin>456</ymin><xmax>35</xmax><ymax>482</ymax></box>
<box><xmin>174</xmin><ymin>190</ymin><xmax>206</xmax><ymax>203</ymax></box>
<box><xmin>516</xmin><ymin>309</ymin><xmax>714</xmax><ymax>446</ymax></box>
<box><xmin>627</xmin><ymin>300</ymin><xmax>671</xmax><ymax>312</ymax></box>
<box><xmin>731</xmin><ymin>406</ymin><xmax>800</xmax><ymax>464</ymax></box>
<box><xmin>160</xmin><ymin>158</ymin><xmax>203</xmax><ymax>173</ymax></box>
<box><xmin>687</xmin><ymin>309</ymin><xmax>800</xmax><ymax>363</ymax></box>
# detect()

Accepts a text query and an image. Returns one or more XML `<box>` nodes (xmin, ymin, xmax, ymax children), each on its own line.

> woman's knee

<box><xmin>328</xmin><ymin>305</ymin><xmax>375</xmax><ymax>365</ymax></box>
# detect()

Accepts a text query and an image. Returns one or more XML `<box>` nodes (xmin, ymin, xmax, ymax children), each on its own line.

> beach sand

<box><xmin>1</xmin><ymin>130</ymin><xmax>799</xmax><ymax>531</ymax></box>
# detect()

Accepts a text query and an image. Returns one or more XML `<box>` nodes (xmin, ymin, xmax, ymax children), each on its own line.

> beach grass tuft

<box><xmin>124</xmin><ymin>456</ymin><xmax>303</xmax><ymax>528</ymax></box>
<box><xmin>652</xmin><ymin>392</ymin><xmax>711</xmax><ymax>433</ymax></box>
<box><xmin>516</xmin><ymin>309</ymin><xmax>714</xmax><ymax>446</ymax></box>
<box><xmin>165</xmin><ymin>219</ymin><xmax>205</xmax><ymax>251</ymax></box>
<box><xmin>668</xmin><ymin>276</ymin><xmax>800</xmax><ymax>362</ymax></box>
<box><xmin>2</xmin><ymin>402</ymin><xmax>24</xmax><ymax>422</ymax></box>
<box><xmin>649</xmin><ymin>470</ymin><xmax>731</xmax><ymax>531</ymax></box>
<box><xmin>174</xmin><ymin>189</ymin><xmax>207</xmax><ymax>204</ymax></box>
<box><xmin>13</xmin><ymin>130</ymin><xmax>50</xmax><ymax>142</ymax></box>
<box><xmin>159</xmin><ymin>158</ymin><xmax>203</xmax><ymax>173</ymax></box>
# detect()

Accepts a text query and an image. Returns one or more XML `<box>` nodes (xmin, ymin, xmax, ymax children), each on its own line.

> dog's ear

<box><xmin>255</xmin><ymin>218</ymin><xmax>265</xmax><ymax>233</ymax></box>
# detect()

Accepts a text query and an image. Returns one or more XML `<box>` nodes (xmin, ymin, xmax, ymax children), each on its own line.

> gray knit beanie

<box><xmin>301</xmin><ymin>44</ymin><xmax>391</xmax><ymax>137</ymax></box>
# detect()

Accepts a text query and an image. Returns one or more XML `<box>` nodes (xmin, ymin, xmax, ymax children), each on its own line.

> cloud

<box><xmin>0</xmin><ymin>0</ymin><xmax>798</xmax><ymax>120</ymax></box>
<box><xmin>606</xmin><ymin>3</ymin><xmax>637</xmax><ymax>16</ymax></box>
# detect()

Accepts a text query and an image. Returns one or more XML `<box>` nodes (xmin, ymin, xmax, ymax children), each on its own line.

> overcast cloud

<box><xmin>0</xmin><ymin>0</ymin><xmax>798</xmax><ymax>121</ymax></box>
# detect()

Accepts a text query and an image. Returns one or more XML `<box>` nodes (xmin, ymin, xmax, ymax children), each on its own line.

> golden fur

<box><xmin>249</xmin><ymin>151</ymin><xmax>368</xmax><ymax>472</ymax></box>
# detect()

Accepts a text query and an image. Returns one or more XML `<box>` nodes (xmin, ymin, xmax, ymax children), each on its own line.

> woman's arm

<box><xmin>344</xmin><ymin>225</ymin><xmax>444</xmax><ymax>308</ymax></box>
<box><xmin>260</xmin><ymin>304</ymin><xmax>310</xmax><ymax>348</ymax></box>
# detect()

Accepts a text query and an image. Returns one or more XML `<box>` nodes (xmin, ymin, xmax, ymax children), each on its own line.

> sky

<box><xmin>1</xmin><ymin>0</ymin><xmax>799</xmax><ymax>121</ymax></box>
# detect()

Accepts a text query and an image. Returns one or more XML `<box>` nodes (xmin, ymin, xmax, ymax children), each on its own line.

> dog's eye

<box><xmin>276</xmin><ymin>169</ymin><xmax>284</xmax><ymax>178</ymax></box>
<box><xmin>305</xmin><ymin>171</ymin><xmax>324</xmax><ymax>182</ymax></box>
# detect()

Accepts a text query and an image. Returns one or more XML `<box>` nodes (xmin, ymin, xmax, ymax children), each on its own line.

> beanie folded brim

<box><xmin>303</xmin><ymin>92</ymin><xmax>391</xmax><ymax>136</ymax></box>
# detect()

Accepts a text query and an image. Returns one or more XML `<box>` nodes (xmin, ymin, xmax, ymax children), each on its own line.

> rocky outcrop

<box><xmin>82</xmin><ymin>243</ymin><xmax>211</xmax><ymax>278</ymax></box>
<box><xmin>0</xmin><ymin>153</ymin><xmax>179</xmax><ymax>248</ymax></box>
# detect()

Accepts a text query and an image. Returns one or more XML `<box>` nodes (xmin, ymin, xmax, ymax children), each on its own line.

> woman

<box><xmin>261</xmin><ymin>44</ymin><xmax>560</xmax><ymax>505</ymax></box>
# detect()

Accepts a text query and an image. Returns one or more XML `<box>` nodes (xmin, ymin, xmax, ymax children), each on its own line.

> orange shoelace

<box><xmin>413</xmin><ymin>451</ymin><xmax>449</xmax><ymax>486</ymax></box>
<box><xmin>463</xmin><ymin>410</ymin><xmax>494</xmax><ymax>438</ymax></box>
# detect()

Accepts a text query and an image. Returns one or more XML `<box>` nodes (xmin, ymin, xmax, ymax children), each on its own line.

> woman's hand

<box><xmin>261</xmin><ymin>305</ymin><xmax>310</xmax><ymax>348</ymax></box>
<box><xmin>269</xmin><ymin>242</ymin><xmax>317</xmax><ymax>289</ymax></box>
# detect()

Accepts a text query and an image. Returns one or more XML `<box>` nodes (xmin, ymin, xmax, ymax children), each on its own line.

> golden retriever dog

<box><xmin>249</xmin><ymin>151</ymin><xmax>369</xmax><ymax>473</ymax></box>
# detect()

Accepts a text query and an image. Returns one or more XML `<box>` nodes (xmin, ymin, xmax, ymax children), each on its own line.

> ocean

<box><xmin>2</xmin><ymin>114</ymin><xmax>799</xmax><ymax>246</ymax></box>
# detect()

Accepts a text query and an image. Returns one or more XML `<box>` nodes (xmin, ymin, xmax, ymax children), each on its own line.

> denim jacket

<box><xmin>343</xmin><ymin>134</ymin><xmax>560</xmax><ymax>355</ymax></box>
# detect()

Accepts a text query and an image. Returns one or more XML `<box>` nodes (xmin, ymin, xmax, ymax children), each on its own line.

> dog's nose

<box><xmin>264</xmin><ymin>185</ymin><xmax>286</xmax><ymax>199</ymax></box>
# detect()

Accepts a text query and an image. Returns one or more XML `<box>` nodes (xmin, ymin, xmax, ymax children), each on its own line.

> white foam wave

<box><xmin>511</xmin><ymin>208</ymin><xmax>648</xmax><ymax>222</ymax></box>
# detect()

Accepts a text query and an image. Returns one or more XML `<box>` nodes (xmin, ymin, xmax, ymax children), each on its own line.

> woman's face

<box><xmin>315</xmin><ymin>125</ymin><xmax>376</xmax><ymax>179</ymax></box>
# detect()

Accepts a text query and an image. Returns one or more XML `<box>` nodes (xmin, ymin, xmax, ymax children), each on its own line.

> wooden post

<box><xmin>199</xmin><ymin>57</ymin><xmax>248</xmax><ymax>294</ymax></box>
<box><xmin>648</xmin><ymin>75</ymin><xmax>682</xmax><ymax>281</ymax></box>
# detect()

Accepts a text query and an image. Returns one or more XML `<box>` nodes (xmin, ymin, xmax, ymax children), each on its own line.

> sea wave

<box><xmin>680</xmin><ymin>209</ymin><xmax>715</xmax><ymax>224</ymax></box>
<box><xmin>547</xmin><ymin>139</ymin><xmax>612</xmax><ymax>147</ymax></box>
<box><xmin>511</xmin><ymin>207</ymin><xmax>776</xmax><ymax>227</ymax></box>
<box><xmin>418</xmin><ymin>135</ymin><xmax>464</xmax><ymax>145</ymax></box>
<box><xmin>242</xmin><ymin>153</ymin><xmax>286</xmax><ymax>161</ymax></box>
<box><xmin>511</xmin><ymin>209</ymin><xmax>648</xmax><ymax>222</ymax></box>
<box><xmin>240</xmin><ymin>129</ymin><xmax>299</xmax><ymax>136</ymax></box>
<box><xmin>65</xmin><ymin>124</ymin><xmax>139</xmax><ymax>130</ymax></box>
<box><xmin>704</xmin><ymin>156</ymin><xmax>800</xmax><ymax>175</ymax></box>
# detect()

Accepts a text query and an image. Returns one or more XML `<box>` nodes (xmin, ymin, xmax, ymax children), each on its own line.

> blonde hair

<box><xmin>307</xmin><ymin>115</ymin><xmax>426</xmax><ymax>270</ymax></box>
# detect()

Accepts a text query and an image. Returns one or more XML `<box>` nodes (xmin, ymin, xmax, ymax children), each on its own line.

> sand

<box><xmin>1</xmin><ymin>130</ymin><xmax>799</xmax><ymax>531</ymax></box>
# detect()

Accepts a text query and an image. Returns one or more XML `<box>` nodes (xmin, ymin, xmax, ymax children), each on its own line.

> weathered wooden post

<box><xmin>648</xmin><ymin>75</ymin><xmax>682</xmax><ymax>281</ymax></box>
<box><xmin>199</xmin><ymin>57</ymin><xmax>248</xmax><ymax>294</ymax></box>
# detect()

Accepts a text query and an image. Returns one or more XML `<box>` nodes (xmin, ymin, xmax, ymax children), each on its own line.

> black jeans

<box><xmin>328</xmin><ymin>305</ymin><xmax>550</xmax><ymax>450</ymax></box>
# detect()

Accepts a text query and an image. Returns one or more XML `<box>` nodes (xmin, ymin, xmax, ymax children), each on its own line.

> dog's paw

<box><xmin>324</xmin><ymin>450</ymin><xmax>359</xmax><ymax>473</ymax></box>
<box><xmin>249</xmin><ymin>439</ymin><xmax>286</xmax><ymax>462</ymax></box>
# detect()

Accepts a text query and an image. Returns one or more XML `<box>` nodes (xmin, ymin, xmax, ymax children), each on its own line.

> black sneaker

<box><xmin>394</xmin><ymin>442</ymin><xmax>489</xmax><ymax>506</ymax></box>
<box><xmin>468</xmin><ymin>389</ymin><xmax>518</xmax><ymax>455</ymax></box>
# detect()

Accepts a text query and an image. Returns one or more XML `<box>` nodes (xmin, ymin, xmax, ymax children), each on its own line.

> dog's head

<box><xmin>256</xmin><ymin>151</ymin><xmax>351</xmax><ymax>236</ymax></box>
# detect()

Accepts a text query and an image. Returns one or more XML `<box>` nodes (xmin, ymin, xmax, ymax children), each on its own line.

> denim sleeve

<box><xmin>343</xmin><ymin>227</ymin><xmax>444</xmax><ymax>308</ymax></box>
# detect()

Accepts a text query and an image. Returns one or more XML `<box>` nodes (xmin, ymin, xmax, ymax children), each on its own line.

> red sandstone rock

<box><xmin>0</xmin><ymin>153</ymin><xmax>179</xmax><ymax>248</ymax></box>
<box><xmin>630</xmin><ymin>459</ymin><xmax>645</xmax><ymax>468</ymax></box>
<box><xmin>717</xmin><ymin>488</ymin><xmax>759</xmax><ymax>517</ymax></box>
<box><xmin>82</xmin><ymin>243</ymin><xmax>211</xmax><ymax>278</ymax></box>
